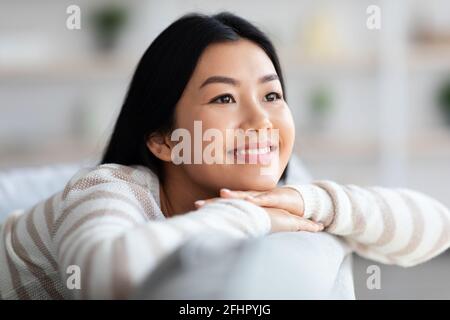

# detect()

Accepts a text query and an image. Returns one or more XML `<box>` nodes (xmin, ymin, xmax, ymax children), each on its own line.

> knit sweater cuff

<box><xmin>282</xmin><ymin>184</ymin><xmax>334</xmax><ymax>221</ymax></box>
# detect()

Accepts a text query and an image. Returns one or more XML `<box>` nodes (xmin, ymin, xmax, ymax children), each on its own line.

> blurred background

<box><xmin>1</xmin><ymin>0</ymin><xmax>449</xmax><ymax>299</ymax></box>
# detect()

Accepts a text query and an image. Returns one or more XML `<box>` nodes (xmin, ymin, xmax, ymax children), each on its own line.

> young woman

<box><xmin>1</xmin><ymin>12</ymin><xmax>449</xmax><ymax>300</ymax></box>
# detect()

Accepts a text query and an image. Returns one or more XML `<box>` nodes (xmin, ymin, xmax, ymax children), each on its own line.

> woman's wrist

<box><xmin>281</xmin><ymin>184</ymin><xmax>334</xmax><ymax>222</ymax></box>
<box><xmin>280</xmin><ymin>184</ymin><xmax>306</xmax><ymax>216</ymax></box>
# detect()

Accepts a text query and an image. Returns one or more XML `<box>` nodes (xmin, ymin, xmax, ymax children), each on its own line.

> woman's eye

<box><xmin>264</xmin><ymin>92</ymin><xmax>282</xmax><ymax>102</ymax></box>
<box><xmin>210</xmin><ymin>94</ymin><xmax>236</xmax><ymax>104</ymax></box>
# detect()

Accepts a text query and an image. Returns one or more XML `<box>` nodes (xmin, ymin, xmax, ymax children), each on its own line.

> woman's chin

<box><xmin>224</xmin><ymin>173</ymin><xmax>279</xmax><ymax>191</ymax></box>
<box><xmin>210</xmin><ymin>162</ymin><xmax>283</xmax><ymax>190</ymax></box>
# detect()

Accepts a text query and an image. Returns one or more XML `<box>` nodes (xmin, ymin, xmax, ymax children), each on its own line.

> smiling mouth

<box><xmin>227</xmin><ymin>142</ymin><xmax>278</xmax><ymax>164</ymax></box>
<box><xmin>234</xmin><ymin>145</ymin><xmax>275</xmax><ymax>156</ymax></box>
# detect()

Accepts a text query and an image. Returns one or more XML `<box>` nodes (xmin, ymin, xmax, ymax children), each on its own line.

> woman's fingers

<box><xmin>194</xmin><ymin>191</ymin><xmax>260</xmax><ymax>208</ymax></box>
<box><xmin>204</xmin><ymin>187</ymin><xmax>305</xmax><ymax>217</ymax></box>
<box><xmin>219</xmin><ymin>189</ymin><xmax>262</xmax><ymax>199</ymax></box>
<box><xmin>194</xmin><ymin>197</ymin><xmax>221</xmax><ymax>208</ymax></box>
<box><xmin>194</xmin><ymin>196</ymin><xmax>322</xmax><ymax>234</ymax></box>
<box><xmin>219</xmin><ymin>189</ymin><xmax>280</xmax><ymax>210</ymax></box>
<box><xmin>246</xmin><ymin>192</ymin><xmax>277</xmax><ymax>206</ymax></box>
<box><xmin>294</xmin><ymin>216</ymin><xmax>324</xmax><ymax>232</ymax></box>
<box><xmin>246</xmin><ymin>189</ymin><xmax>304</xmax><ymax>216</ymax></box>
<box><xmin>267</xmin><ymin>208</ymin><xmax>323</xmax><ymax>233</ymax></box>
<box><xmin>194</xmin><ymin>192</ymin><xmax>267</xmax><ymax>208</ymax></box>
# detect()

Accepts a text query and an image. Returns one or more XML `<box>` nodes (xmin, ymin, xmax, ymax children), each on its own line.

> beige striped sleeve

<box><xmin>284</xmin><ymin>182</ymin><xmax>450</xmax><ymax>267</ymax></box>
<box><xmin>54</xmin><ymin>166</ymin><xmax>271</xmax><ymax>299</ymax></box>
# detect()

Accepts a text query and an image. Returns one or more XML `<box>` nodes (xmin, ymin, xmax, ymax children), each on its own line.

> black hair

<box><xmin>101</xmin><ymin>11</ymin><xmax>289</xmax><ymax>180</ymax></box>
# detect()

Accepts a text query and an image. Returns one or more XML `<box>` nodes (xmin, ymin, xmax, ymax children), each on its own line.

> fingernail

<box><xmin>195</xmin><ymin>200</ymin><xmax>205</xmax><ymax>207</ymax></box>
<box><xmin>221</xmin><ymin>188</ymin><xmax>231</xmax><ymax>193</ymax></box>
<box><xmin>316</xmin><ymin>223</ymin><xmax>324</xmax><ymax>231</ymax></box>
<box><xmin>244</xmin><ymin>195</ymin><xmax>255</xmax><ymax>200</ymax></box>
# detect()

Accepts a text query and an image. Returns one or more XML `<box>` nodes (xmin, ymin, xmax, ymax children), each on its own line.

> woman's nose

<box><xmin>240</xmin><ymin>100</ymin><xmax>273</xmax><ymax>132</ymax></box>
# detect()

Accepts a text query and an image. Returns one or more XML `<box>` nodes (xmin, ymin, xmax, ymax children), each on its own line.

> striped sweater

<box><xmin>0</xmin><ymin>163</ymin><xmax>449</xmax><ymax>299</ymax></box>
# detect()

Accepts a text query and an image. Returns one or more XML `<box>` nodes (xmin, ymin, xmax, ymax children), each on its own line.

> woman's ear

<box><xmin>146</xmin><ymin>133</ymin><xmax>173</xmax><ymax>162</ymax></box>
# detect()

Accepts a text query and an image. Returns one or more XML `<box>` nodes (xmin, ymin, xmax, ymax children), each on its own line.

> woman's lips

<box><xmin>228</xmin><ymin>142</ymin><xmax>278</xmax><ymax>165</ymax></box>
<box><xmin>235</xmin><ymin>146</ymin><xmax>271</xmax><ymax>156</ymax></box>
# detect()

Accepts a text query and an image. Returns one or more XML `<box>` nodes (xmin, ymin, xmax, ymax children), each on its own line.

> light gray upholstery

<box><xmin>133</xmin><ymin>232</ymin><xmax>354</xmax><ymax>299</ymax></box>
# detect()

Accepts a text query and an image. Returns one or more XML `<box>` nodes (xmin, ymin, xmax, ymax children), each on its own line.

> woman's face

<box><xmin>166</xmin><ymin>39</ymin><xmax>295</xmax><ymax>191</ymax></box>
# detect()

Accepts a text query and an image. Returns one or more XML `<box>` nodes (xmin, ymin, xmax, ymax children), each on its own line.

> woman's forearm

<box><xmin>55</xmin><ymin>166</ymin><xmax>271</xmax><ymax>299</ymax></box>
<box><xmin>56</xmin><ymin>195</ymin><xmax>270</xmax><ymax>299</ymax></box>
<box><xmin>287</xmin><ymin>181</ymin><xmax>450</xmax><ymax>267</ymax></box>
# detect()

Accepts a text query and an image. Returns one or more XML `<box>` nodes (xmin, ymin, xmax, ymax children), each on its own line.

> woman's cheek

<box><xmin>273</xmin><ymin>106</ymin><xmax>295</xmax><ymax>155</ymax></box>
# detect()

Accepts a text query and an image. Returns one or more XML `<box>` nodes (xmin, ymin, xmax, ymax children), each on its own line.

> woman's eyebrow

<box><xmin>200</xmin><ymin>76</ymin><xmax>237</xmax><ymax>88</ymax></box>
<box><xmin>199</xmin><ymin>73</ymin><xmax>279</xmax><ymax>89</ymax></box>
<box><xmin>259</xmin><ymin>73</ymin><xmax>279</xmax><ymax>83</ymax></box>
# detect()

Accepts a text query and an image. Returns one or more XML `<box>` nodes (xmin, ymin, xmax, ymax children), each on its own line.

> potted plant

<box><xmin>90</xmin><ymin>5</ymin><xmax>128</xmax><ymax>52</ymax></box>
<box><xmin>309</xmin><ymin>85</ymin><xmax>333</xmax><ymax>131</ymax></box>
<box><xmin>437</xmin><ymin>78</ymin><xmax>450</xmax><ymax>127</ymax></box>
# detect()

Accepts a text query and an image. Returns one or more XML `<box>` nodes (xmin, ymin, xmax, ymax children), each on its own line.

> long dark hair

<box><xmin>101</xmin><ymin>11</ymin><xmax>289</xmax><ymax>180</ymax></box>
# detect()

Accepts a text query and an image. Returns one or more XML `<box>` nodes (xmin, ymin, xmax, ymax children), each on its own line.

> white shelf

<box><xmin>0</xmin><ymin>138</ymin><xmax>102</xmax><ymax>169</ymax></box>
<box><xmin>0</xmin><ymin>55</ymin><xmax>136</xmax><ymax>82</ymax></box>
<box><xmin>1</xmin><ymin>44</ymin><xmax>448</xmax><ymax>82</ymax></box>
<box><xmin>297</xmin><ymin>129</ymin><xmax>450</xmax><ymax>159</ymax></box>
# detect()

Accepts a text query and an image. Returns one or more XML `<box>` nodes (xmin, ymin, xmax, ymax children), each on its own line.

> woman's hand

<box><xmin>263</xmin><ymin>206</ymin><xmax>323</xmax><ymax>233</ymax></box>
<box><xmin>194</xmin><ymin>187</ymin><xmax>323</xmax><ymax>233</ymax></box>
<box><xmin>219</xmin><ymin>187</ymin><xmax>305</xmax><ymax>216</ymax></box>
